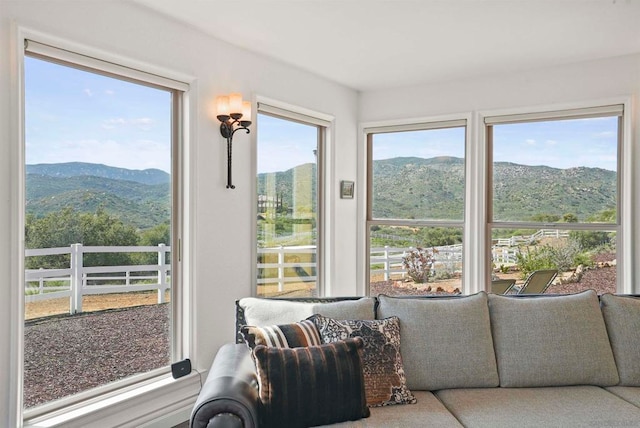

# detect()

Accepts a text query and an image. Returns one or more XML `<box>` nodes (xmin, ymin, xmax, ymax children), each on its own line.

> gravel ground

<box><xmin>24</xmin><ymin>304</ymin><xmax>169</xmax><ymax>409</ymax></box>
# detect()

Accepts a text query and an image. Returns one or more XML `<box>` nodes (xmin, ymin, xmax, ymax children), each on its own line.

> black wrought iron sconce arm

<box><xmin>217</xmin><ymin>114</ymin><xmax>251</xmax><ymax>189</ymax></box>
<box><xmin>215</xmin><ymin>93</ymin><xmax>252</xmax><ymax>189</ymax></box>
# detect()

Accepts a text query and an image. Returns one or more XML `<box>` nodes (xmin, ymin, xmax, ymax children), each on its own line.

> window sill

<box><xmin>25</xmin><ymin>372</ymin><xmax>201</xmax><ymax>428</ymax></box>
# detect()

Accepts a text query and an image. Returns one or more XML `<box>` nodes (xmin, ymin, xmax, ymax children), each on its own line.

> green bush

<box><xmin>516</xmin><ymin>238</ymin><xmax>592</xmax><ymax>278</ymax></box>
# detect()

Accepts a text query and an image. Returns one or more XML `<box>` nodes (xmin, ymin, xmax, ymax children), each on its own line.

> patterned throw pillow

<box><xmin>309</xmin><ymin>314</ymin><xmax>416</xmax><ymax>407</ymax></box>
<box><xmin>253</xmin><ymin>338</ymin><xmax>370</xmax><ymax>428</ymax></box>
<box><xmin>240</xmin><ymin>319</ymin><xmax>322</xmax><ymax>349</ymax></box>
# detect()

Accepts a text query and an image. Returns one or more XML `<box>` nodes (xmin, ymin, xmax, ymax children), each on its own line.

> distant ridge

<box><xmin>258</xmin><ymin>156</ymin><xmax>616</xmax><ymax>222</ymax></box>
<box><xmin>26</xmin><ymin>162</ymin><xmax>170</xmax><ymax>229</ymax></box>
<box><xmin>26</xmin><ymin>162</ymin><xmax>169</xmax><ymax>185</ymax></box>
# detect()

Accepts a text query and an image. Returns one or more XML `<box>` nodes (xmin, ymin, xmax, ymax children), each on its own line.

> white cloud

<box><xmin>545</xmin><ymin>139</ymin><xmax>557</xmax><ymax>145</ymax></box>
<box><xmin>104</xmin><ymin>90</ymin><xmax>115</xmax><ymax>95</ymax></box>
<box><xmin>84</xmin><ymin>89</ymin><xmax>93</xmax><ymax>97</ymax></box>
<box><xmin>525</xmin><ymin>139</ymin><xmax>536</xmax><ymax>145</ymax></box>
<box><xmin>101</xmin><ymin>118</ymin><xmax>126</xmax><ymax>129</ymax></box>
<box><xmin>101</xmin><ymin>117</ymin><xmax>154</xmax><ymax>130</ymax></box>
<box><xmin>594</xmin><ymin>131</ymin><xmax>615</xmax><ymax>139</ymax></box>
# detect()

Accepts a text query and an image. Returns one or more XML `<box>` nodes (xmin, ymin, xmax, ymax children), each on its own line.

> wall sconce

<box><xmin>216</xmin><ymin>93</ymin><xmax>252</xmax><ymax>189</ymax></box>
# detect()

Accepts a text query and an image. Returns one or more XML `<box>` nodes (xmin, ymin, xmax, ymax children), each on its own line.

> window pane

<box><xmin>256</xmin><ymin>113</ymin><xmax>319</xmax><ymax>297</ymax></box>
<box><xmin>371</xmin><ymin>127</ymin><xmax>465</xmax><ymax>221</ymax></box>
<box><xmin>492</xmin><ymin>117</ymin><xmax>618</xmax><ymax>223</ymax></box>
<box><xmin>490</xmin><ymin>227</ymin><xmax>616</xmax><ymax>294</ymax></box>
<box><xmin>369</xmin><ymin>225</ymin><xmax>463</xmax><ymax>296</ymax></box>
<box><xmin>24</xmin><ymin>56</ymin><xmax>173</xmax><ymax>408</ymax></box>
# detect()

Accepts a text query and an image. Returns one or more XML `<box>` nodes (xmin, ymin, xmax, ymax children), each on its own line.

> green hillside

<box><xmin>27</xmin><ymin>158</ymin><xmax>616</xmax><ymax>234</ymax></box>
<box><xmin>259</xmin><ymin>156</ymin><xmax>616</xmax><ymax>222</ymax></box>
<box><xmin>27</xmin><ymin>162</ymin><xmax>169</xmax><ymax>185</ymax></box>
<box><xmin>26</xmin><ymin>165</ymin><xmax>170</xmax><ymax>230</ymax></box>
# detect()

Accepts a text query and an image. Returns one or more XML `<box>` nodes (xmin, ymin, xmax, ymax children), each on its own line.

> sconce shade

<box><xmin>229</xmin><ymin>93</ymin><xmax>243</xmax><ymax>114</ymax></box>
<box><xmin>242</xmin><ymin>101</ymin><xmax>252</xmax><ymax>120</ymax></box>
<box><xmin>216</xmin><ymin>95</ymin><xmax>230</xmax><ymax>117</ymax></box>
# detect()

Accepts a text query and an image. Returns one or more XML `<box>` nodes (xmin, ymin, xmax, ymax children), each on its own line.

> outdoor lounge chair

<box><xmin>516</xmin><ymin>269</ymin><xmax>558</xmax><ymax>294</ymax></box>
<box><xmin>491</xmin><ymin>279</ymin><xmax>516</xmax><ymax>294</ymax></box>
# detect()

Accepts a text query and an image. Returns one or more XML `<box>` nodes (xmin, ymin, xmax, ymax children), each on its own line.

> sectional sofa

<box><xmin>190</xmin><ymin>291</ymin><xmax>640</xmax><ymax>427</ymax></box>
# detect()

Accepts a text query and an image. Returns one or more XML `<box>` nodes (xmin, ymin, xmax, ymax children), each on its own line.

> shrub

<box><xmin>402</xmin><ymin>247</ymin><xmax>437</xmax><ymax>283</ymax></box>
<box><xmin>516</xmin><ymin>238</ymin><xmax>591</xmax><ymax>278</ymax></box>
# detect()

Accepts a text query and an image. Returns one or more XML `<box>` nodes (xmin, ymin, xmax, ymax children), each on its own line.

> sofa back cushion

<box><xmin>600</xmin><ymin>294</ymin><xmax>640</xmax><ymax>386</ymax></box>
<box><xmin>238</xmin><ymin>297</ymin><xmax>376</xmax><ymax>327</ymax></box>
<box><xmin>488</xmin><ymin>290</ymin><xmax>619</xmax><ymax>387</ymax></box>
<box><xmin>377</xmin><ymin>292</ymin><xmax>499</xmax><ymax>391</ymax></box>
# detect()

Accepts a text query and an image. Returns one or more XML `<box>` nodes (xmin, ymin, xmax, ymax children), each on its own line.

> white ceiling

<box><xmin>133</xmin><ymin>0</ymin><xmax>640</xmax><ymax>92</ymax></box>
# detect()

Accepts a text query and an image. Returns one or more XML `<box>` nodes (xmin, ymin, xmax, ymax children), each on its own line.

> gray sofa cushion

<box><xmin>320</xmin><ymin>391</ymin><xmax>463</xmax><ymax>427</ymax></box>
<box><xmin>488</xmin><ymin>290</ymin><xmax>619</xmax><ymax>387</ymax></box>
<box><xmin>436</xmin><ymin>386</ymin><xmax>640</xmax><ymax>428</ymax></box>
<box><xmin>600</xmin><ymin>294</ymin><xmax>640</xmax><ymax>386</ymax></box>
<box><xmin>606</xmin><ymin>386</ymin><xmax>640</xmax><ymax>408</ymax></box>
<box><xmin>239</xmin><ymin>297</ymin><xmax>376</xmax><ymax>326</ymax></box>
<box><xmin>377</xmin><ymin>292</ymin><xmax>499</xmax><ymax>391</ymax></box>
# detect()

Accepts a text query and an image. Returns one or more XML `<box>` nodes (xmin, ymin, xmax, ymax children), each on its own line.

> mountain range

<box><xmin>26</xmin><ymin>162</ymin><xmax>170</xmax><ymax>230</ymax></box>
<box><xmin>27</xmin><ymin>157</ymin><xmax>616</xmax><ymax>230</ymax></box>
<box><xmin>259</xmin><ymin>156</ymin><xmax>616</xmax><ymax>222</ymax></box>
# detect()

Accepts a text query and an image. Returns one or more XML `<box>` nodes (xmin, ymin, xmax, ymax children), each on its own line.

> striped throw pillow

<box><xmin>254</xmin><ymin>337</ymin><xmax>370</xmax><ymax>428</ymax></box>
<box><xmin>240</xmin><ymin>319</ymin><xmax>322</xmax><ymax>349</ymax></box>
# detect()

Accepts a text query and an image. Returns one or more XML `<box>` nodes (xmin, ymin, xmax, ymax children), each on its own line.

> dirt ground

<box><xmin>25</xmin><ymin>290</ymin><xmax>170</xmax><ymax>320</ymax></box>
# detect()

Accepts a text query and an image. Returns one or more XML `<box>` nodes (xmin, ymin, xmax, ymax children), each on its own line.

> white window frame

<box><xmin>478</xmin><ymin>99</ymin><xmax>633</xmax><ymax>294</ymax></box>
<box><xmin>12</xmin><ymin>28</ymin><xmax>196</xmax><ymax>426</ymax></box>
<box><xmin>254</xmin><ymin>97</ymin><xmax>334</xmax><ymax>297</ymax></box>
<box><xmin>361</xmin><ymin>115</ymin><xmax>472</xmax><ymax>294</ymax></box>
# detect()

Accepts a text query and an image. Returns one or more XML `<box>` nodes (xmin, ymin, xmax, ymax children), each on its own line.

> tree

<box><xmin>25</xmin><ymin>207</ymin><xmax>139</xmax><ymax>268</ymax></box>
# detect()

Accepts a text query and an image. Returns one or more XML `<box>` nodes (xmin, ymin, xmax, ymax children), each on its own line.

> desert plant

<box><xmin>402</xmin><ymin>247</ymin><xmax>438</xmax><ymax>283</ymax></box>
<box><xmin>516</xmin><ymin>238</ymin><xmax>591</xmax><ymax>277</ymax></box>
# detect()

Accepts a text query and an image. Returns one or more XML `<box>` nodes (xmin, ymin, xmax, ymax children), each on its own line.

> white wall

<box><xmin>0</xmin><ymin>1</ymin><xmax>359</xmax><ymax>425</ymax></box>
<box><xmin>360</xmin><ymin>53</ymin><xmax>640</xmax><ymax>291</ymax></box>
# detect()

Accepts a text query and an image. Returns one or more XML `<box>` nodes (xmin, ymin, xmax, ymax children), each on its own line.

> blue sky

<box><xmin>257</xmin><ymin>113</ymin><xmax>318</xmax><ymax>174</ymax></box>
<box><xmin>26</xmin><ymin>56</ymin><xmax>618</xmax><ymax>175</ymax></box>
<box><xmin>25</xmin><ymin>56</ymin><xmax>172</xmax><ymax>172</ymax></box>
<box><xmin>373</xmin><ymin>117</ymin><xmax>618</xmax><ymax>172</ymax></box>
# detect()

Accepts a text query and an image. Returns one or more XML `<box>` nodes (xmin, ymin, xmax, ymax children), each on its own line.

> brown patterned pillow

<box><xmin>240</xmin><ymin>319</ymin><xmax>322</xmax><ymax>349</ymax></box>
<box><xmin>253</xmin><ymin>338</ymin><xmax>370</xmax><ymax>428</ymax></box>
<box><xmin>309</xmin><ymin>314</ymin><xmax>416</xmax><ymax>407</ymax></box>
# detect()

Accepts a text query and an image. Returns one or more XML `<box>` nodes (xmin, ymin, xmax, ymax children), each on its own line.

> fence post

<box><xmin>158</xmin><ymin>243</ymin><xmax>167</xmax><ymax>303</ymax></box>
<box><xmin>278</xmin><ymin>246</ymin><xmax>284</xmax><ymax>292</ymax></box>
<box><xmin>70</xmin><ymin>243</ymin><xmax>83</xmax><ymax>314</ymax></box>
<box><xmin>383</xmin><ymin>246</ymin><xmax>390</xmax><ymax>281</ymax></box>
<box><xmin>39</xmin><ymin>268</ymin><xmax>44</xmax><ymax>295</ymax></box>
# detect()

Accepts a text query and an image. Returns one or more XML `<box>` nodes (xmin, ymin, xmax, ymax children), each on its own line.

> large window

<box><xmin>22</xmin><ymin>41</ymin><xmax>185</xmax><ymax>416</ymax></box>
<box><xmin>366</xmin><ymin>121</ymin><xmax>467</xmax><ymax>296</ymax></box>
<box><xmin>256</xmin><ymin>104</ymin><xmax>328</xmax><ymax>297</ymax></box>
<box><xmin>487</xmin><ymin>106</ymin><xmax>622</xmax><ymax>294</ymax></box>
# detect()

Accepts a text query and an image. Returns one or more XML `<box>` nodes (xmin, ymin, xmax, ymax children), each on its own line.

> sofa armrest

<box><xmin>190</xmin><ymin>344</ymin><xmax>260</xmax><ymax>428</ymax></box>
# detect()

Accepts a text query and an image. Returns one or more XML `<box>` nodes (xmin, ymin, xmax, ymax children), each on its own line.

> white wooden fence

<box><xmin>25</xmin><ymin>244</ymin><xmax>170</xmax><ymax>314</ymax></box>
<box><xmin>257</xmin><ymin>245</ymin><xmax>317</xmax><ymax>291</ymax></box>
<box><xmin>26</xmin><ymin>229</ymin><xmax>568</xmax><ymax>311</ymax></box>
